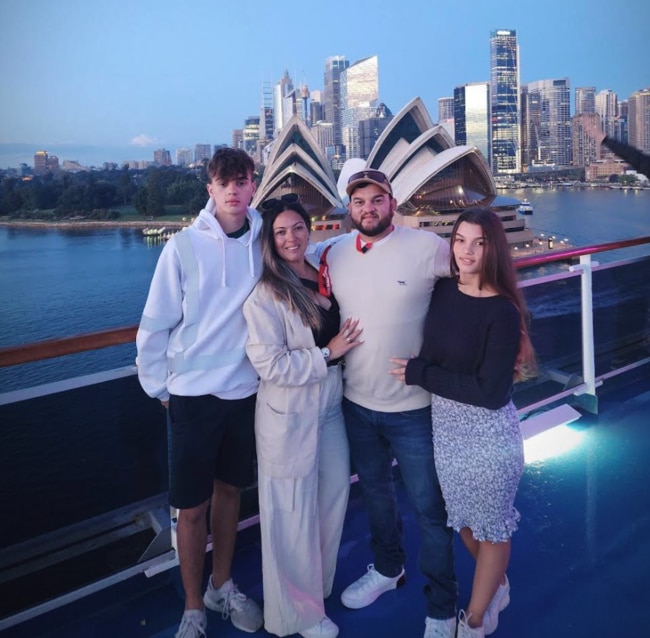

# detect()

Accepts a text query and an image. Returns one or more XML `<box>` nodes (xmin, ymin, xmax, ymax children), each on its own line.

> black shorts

<box><xmin>167</xmin><ymin>393</ymin><xmax>256</xmax><ymax>510</ymax></box>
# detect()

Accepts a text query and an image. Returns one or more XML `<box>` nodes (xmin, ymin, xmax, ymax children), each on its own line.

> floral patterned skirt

<box><xmin>431</xmin><ymin>393</ymin><xmax>524</xmax><ymax>543</ymax></box>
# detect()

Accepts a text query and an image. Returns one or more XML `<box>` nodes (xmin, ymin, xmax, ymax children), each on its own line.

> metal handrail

<box><xmin>2</xmin><ymin>234</ymin><xmax>650</xmax><ymax>369</ymax></box>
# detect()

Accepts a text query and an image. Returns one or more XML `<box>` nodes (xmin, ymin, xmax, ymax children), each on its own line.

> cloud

<box><xmin>130</xmin><ymin>134</ymin><xmax>159</xmax><ymax>147</ymax></box>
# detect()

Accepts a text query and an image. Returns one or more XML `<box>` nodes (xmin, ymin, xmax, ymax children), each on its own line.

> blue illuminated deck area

<box><xmin>3</xmin><ymin>365</ymin><xmax>648</xmax><ymax>638</ymax></box>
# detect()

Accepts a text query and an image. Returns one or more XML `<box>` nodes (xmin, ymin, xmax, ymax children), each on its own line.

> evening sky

<box><xmin>1</xmin><ymin>0</ymin><xmax>648</xmax><ymax>167</ymax></box>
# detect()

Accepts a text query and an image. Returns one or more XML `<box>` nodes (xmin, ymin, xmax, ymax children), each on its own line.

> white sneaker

<box><xmin>299</xmin><ymin>616</ymin><xmax>339</xmax><ymax>638</ymax></box>
<box><xmin>340</xmin><ymin>563</ymin><xmax>406</xmax><ymax>609</ymax></box>
<box><xmin>175</xmin><ymin>609</ymin><xmax>207</xmax><ymax>638</ymax></box>
<box><xmin>457</xmin><ymin>610</ymin><xmax>485</xmax><ymax>638</ymax></box>
<box><xmin>203</xmin><ymin>576</ymin><xmax>263</xmax><ymax>633</ymax></box>
<box><xmin>424</xmin><ymin>616</ymin><xmax>457</xmax><ymax>638</ymax></box>
<box><xmin>483</xmin><ymin>575</ymin><xmax>510</xmax><ymax>635</ymax></box>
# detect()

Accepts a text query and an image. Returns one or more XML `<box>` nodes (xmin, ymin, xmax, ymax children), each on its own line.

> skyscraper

<box><xmin>323</xmin><ymin>56</ymin><xmax>349</xmax><ymax>147</ymax></box>
<box><xmin>523</xmin><ymin>78</ymin><xmax>572</xmax><ymax>169</ymax></box>
<box><xmin>490</xmin><ymin>29</ymin><xmax>521</xmax><ymax>173</ymax></box>
<box><xmin>596</xmin><ymin>89</ymin><xmax>619</xmax><ymax>138</ymax></box>
<box><xmin>358</xmin><ymin>103</ymin><xmax>393</xmax><ymax>160</ymax></box>
<box><xmin>259</xmin><ymin>82</ymin><xmax>274</xmax><ymax>148</ymax></box>
<box><xmin>627</xmin><ymin>87</ymin><xmax>650</xmax><ymax>153</ymax></box>
<box><xmin>454</xmin><ymin>83</ymin><xmax>490</xmax><ymax>161</ymax></box>
<box><xmin>575</xmin><ymin>87</ymin><xmax>596</xmax><ymax>116</ymax></box>
<box><xmin>243</xmin><ymin>116</ymin><xmax>260</xmax><ymax>154</ymax></box>
<box><xmin>273</xmin><ymin>70</ymin><xmax>294</xmax><ymax>137</ymax></box>
<box><xmin>340</xmin><ymin>55</ymin><xmax>379</xmax><ymax>160</ymax></box>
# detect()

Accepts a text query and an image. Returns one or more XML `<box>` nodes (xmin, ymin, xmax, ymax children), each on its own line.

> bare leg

<box><xmin>177</xmin><ymin>499</ymin><xmax>211</xmax><ymax>610</ymax></box>
<box><xmin>210</xmin><ymin>479</ymin><xmax>241</xmax><ymax>588</ymax></box>
<box><xmin>464</xmin><ymin>532</ymin><xmax>511</xmax><ymax>629</ymax></box>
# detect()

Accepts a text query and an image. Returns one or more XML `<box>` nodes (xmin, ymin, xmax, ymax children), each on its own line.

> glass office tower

<box><xmin>454</xmin><ymin>82</ymin><xmax>490</xmax><ymax>162</ymax></box>
<box><xmin>340</xmin><ymin>55</ymin><xmax>379</xmax><ymax>160</ymax></box>
<box><xmin>490</xmin><ymin>29</ymin><xmax>521</xmax><ymax>173</ymax></box>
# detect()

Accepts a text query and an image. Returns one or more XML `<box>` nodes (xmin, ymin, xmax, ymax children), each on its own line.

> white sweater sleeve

<box><xmin>135</xmin><ymin>243</ymin><xmax>184</xmax><ymax>401</ymax></box>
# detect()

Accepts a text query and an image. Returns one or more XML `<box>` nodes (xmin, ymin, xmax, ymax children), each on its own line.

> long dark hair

<box><xmin>450</xmin><ymin>207</ymin><xmax>537</xmax><ymax>380</ymax></box>
<box><xmin>259</xmin><ymin>199</ymin><xmax>323</xmax><ymax>329</ymax></box>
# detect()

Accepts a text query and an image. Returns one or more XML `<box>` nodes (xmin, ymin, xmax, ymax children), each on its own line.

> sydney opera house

<box><xmin>252</xmin><ymin>97</ymin><xmax>534</xmax><ymax>247</ymax></box>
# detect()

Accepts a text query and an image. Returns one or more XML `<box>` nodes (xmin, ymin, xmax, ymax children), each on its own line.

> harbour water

<box><xmin>1</xmin><ymin>188</ymin><xmax>649</xmax><ymax>392</ymax></box>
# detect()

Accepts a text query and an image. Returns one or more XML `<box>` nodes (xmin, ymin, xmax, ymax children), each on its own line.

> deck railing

<box><xmin>1</xmin><ymin>234</ymin><xmax>650</xmax><ymax>630</ymax></box>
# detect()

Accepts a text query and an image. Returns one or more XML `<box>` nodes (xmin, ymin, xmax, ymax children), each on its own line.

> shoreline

<box><xmin>0</xmin><ymin>218</ymin><xmax>187</xmax><ymax>230</ymax></box>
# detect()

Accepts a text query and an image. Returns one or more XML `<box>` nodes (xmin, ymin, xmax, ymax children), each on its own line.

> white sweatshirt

<box><xmin>136</xmin><ymin>199</ymin><xmax>262</xmax><ymax>401</ymax></box>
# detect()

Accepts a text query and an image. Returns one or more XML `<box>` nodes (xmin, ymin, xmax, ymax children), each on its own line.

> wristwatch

<box><xmin>320</xmin><ymin>347</ymin><xmax>331</xmax><ymax>363</ymax></box>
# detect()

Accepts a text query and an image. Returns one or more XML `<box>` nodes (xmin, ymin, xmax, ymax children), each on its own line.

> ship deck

<box><xmin>4</xmin><ymin>363</ymin><xmax>649</xmax><ymax>638</ymax></box>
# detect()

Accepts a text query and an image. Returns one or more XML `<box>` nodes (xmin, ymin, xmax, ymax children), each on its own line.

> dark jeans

<box><xmin>343</xmin><ymin>398</ymin><xmax>457</xmax><ymax>619</ymax></box>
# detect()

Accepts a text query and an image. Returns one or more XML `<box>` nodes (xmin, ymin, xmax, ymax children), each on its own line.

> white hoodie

<box><xmin>136</xmin><ymin>199</ymin><xmax>263</xmax><ymax>402</ymax></box>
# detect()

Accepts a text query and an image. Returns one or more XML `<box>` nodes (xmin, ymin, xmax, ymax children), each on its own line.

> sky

<box><xmin>1</xmin><ymin>0</ymin><xmax>648</xmax><ymax>168</ymax></box>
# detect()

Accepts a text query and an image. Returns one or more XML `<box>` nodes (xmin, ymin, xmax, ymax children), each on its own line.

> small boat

<box><xmin>517</xmin><ymin>199</ymin><xmax>533</xmax><ymax>215</ymax></box>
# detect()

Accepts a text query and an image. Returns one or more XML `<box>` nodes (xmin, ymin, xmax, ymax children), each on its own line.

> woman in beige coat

<box><xmin>243</xmin><ymin>195</ymin><xmax>362</xmax><ymax>638</ymax></box>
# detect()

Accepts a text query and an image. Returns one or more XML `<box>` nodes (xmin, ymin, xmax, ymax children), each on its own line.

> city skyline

<box><xmin>1</xmin><ymin>0</ymin><xmax>648</xmax><ymax>168</ymax></box>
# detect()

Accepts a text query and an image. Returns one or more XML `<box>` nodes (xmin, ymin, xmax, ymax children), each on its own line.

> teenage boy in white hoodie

<box><xmin>136</xmin><ymin>148</ymin><xmax>264</xmax><ymax>638</ymax></box>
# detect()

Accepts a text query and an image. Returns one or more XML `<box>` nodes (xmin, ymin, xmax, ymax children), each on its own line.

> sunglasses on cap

<box><xmin>260</xmin><ymin>193</ymin><xmax>301</xmax><ymax>214</ymax></box>
<box><xmin>346</xmin><ymin>169</ymin><xmax>392</xmax><ymax>196</ymax></box>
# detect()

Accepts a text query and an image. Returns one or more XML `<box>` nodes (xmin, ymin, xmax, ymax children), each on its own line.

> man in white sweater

<box><xmin>326</xmin><ymin>170</ymin><xmax>459</xmax><ymax>638</ymax></box>
<box><xmin>136</xmin><ymin>148</ymin><xmax>263</xmax><ymax>638</ymax></box>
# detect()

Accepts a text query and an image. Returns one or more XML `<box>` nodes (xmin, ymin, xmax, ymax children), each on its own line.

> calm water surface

<box><xmin>1</xmin><ymin>189</ymin><xmax>648</xmax><ymax>391</ymax></box>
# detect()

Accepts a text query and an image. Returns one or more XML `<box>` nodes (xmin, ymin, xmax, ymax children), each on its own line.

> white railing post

<box><xmin>569</xmin><ymin>255</ymin><xmax>599</xmax><ymax>413</ymax></box>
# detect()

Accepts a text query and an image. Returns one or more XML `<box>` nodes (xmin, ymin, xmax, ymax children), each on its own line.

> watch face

<box><xmin>322</xmin><ymin>347</ymin><xmax>331</xmax><ymax>361</ymax></box>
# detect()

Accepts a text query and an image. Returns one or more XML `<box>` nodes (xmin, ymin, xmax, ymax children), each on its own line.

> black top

<box><xmin>405</xmin><ymin>277</ymin><xmax>520</xmax><ymax>409</ymax></box>
<box><xmin>300</xmin><ymin>278</ymin><xmax>342</xmax><ymax>365</ymax></box>
<box><xmin>603</xmin><ymin>136</ymin><xmax>650</xmax><ymax>180</ymax></box>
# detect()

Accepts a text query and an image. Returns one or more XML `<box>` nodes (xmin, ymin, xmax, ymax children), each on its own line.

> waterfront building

<box><xmin>175</xmin><ymin>148</ymin><xmax>193</xmax><ymax>166</ymax></box>
<box><xmin>323</xmin><ymin>56</ymin><xmax>349</xmax><ymax>148</ymax></box>
<box><xmin>490</xmin><ymin>29</ymin><xmax>521</xmax><ymax>174</ymax></box>
<box><xmin>358</xmin><ymin>103</ymin><xmax>393</xmax><ymax>160</ymax></box>
<box><xmin>194</xmin><ymin>144</ymin><xmax>212</xmax><ymax>163</ymax></box>
<box><xmin>617</xmin><ymin>99</ymin><xmax>628</xmax><ymax>144</ymax></box>
<box><xmin>273</xmin><ymin>70</ymin><xmax>294</xmax><ymax>137</ymax></box>
<box><xmin>572</xmin><ymin>112</ymin><xmax>601</xmax><ymax>169</ymax></box>
<box><xmin>596</xmin><ymin>89</ymin><xmax>619</xmax><ymax>139</ymax></box>
<box><xmin>628</xmin><ymin>87</ymin><xmax>650</xmax><ymax>153</ymax></box>
<box><xmin>454</xmin><ymin>82</ymin><xmax>490</xmax><ymax>162</ymax></box>
<box><xmin>252</xmin><ymin>115</ymin><xmax>342</xmax><ymax>226</ymax></box>
<box><xmin>340</xmin><ymin>55</ymin><xmax>379</xmax><ymax>160</ymax></box>
<box><xmin>153</xmin><ymin>149</ymin><xmax>171</xmax><ymax>166</ymax></box>
<box><xmin>364</xmin><ymin>97</ymin><xmax>533</xmax><ymax>247</ymax></box>
<box><xmin>523</xmin><ymin>78</ymin><xmax>572</xmax><ymax>170</ymax></box>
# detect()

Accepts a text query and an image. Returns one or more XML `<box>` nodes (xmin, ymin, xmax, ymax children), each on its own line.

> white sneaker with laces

<box><xmin>203</xmin><ymin>576</ymin><xmax>263</xmax><ymax>633</ymax></box>
<box><xmin>340</xmin><ymin>563</ymin><xmax>406</xmax><ymax>609</ymax></box>
<box><xmin>299</xmin><ymin>615</ymin><xmax>339</xmax><ymax>638</ymax></box>
<box><xmin>483</xmin><ymin>574</ymin><xmax>510</xmax><ymax>635</ymax></box>
<box><xmin>423</xmin><ymin>616</ymin><xmax>457</xmax><ymax>638</ymax></box>
<box><xmin>175</xmin><ymin>609</ymin><xmax>207</xmax><ymax>638</ymax></box>
<box><xmin>457</xmin><ymin>610</ymin><xmax>485</xmax><ymax>638</ymax></box>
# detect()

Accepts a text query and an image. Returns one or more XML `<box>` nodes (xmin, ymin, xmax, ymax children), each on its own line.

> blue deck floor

<box><xmin>5</xmin><ymin>365</ymin><xmax>649</xmax><ymax>638</ymax></box>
